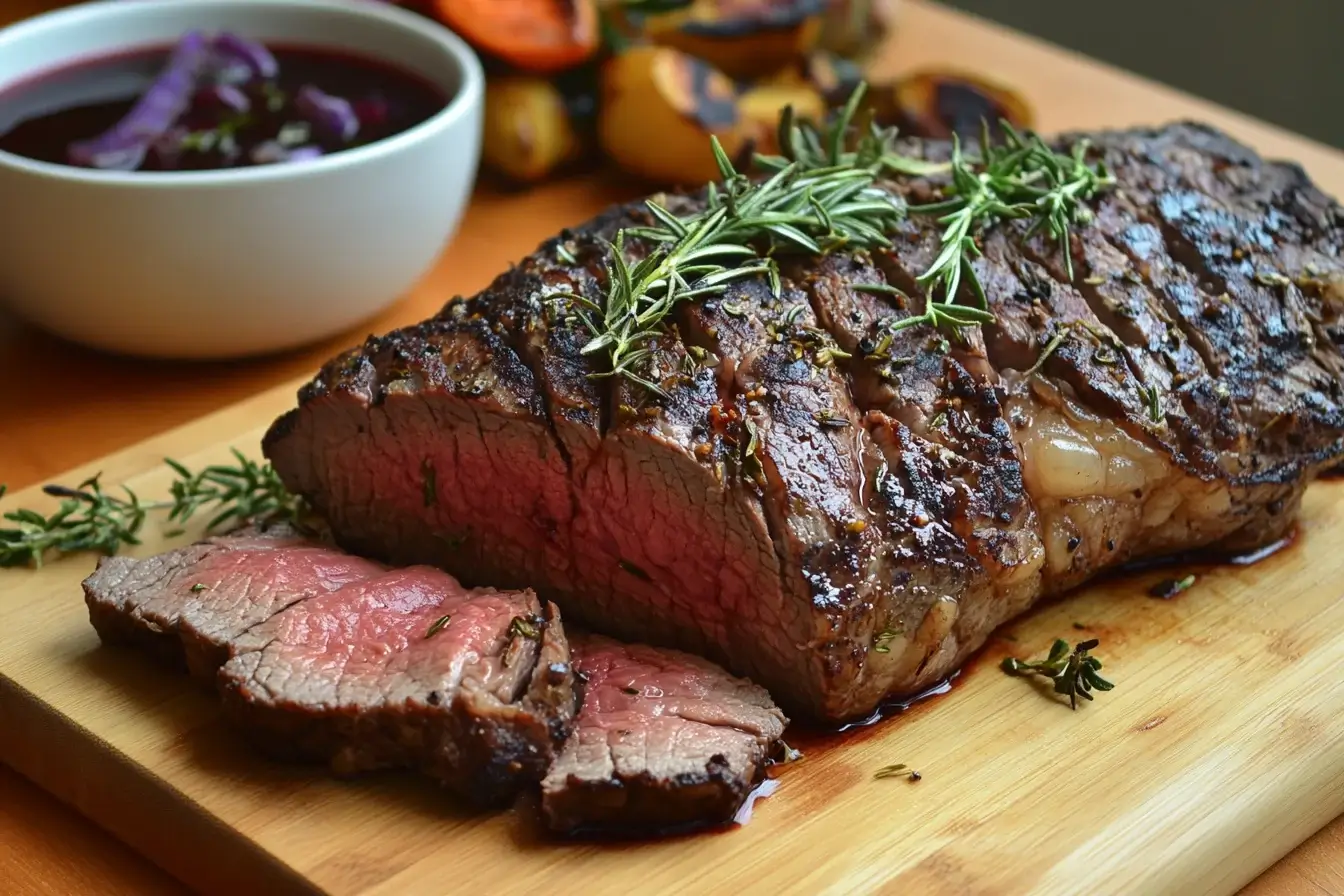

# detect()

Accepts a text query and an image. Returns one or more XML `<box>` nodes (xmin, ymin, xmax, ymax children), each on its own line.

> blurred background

<box><xmin>400</xmin><ymin>0</ymin><xmax>1344</xmax><ymax>190</ymax></box>
<box><xmin>946</xmin><ymin>0</ymin><xmax>1344</xmax><ymax>150</ymax></box>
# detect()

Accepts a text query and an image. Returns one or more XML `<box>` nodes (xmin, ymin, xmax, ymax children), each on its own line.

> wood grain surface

<box><xmin>2</xmin><ymin>389</ymin><xmax>1343</xmax><ymax>896</ymax></box>
<box><xmin>1</xmin><ymin>1</ymin><xmax>1341</xmax><ymax>892</ymax></box>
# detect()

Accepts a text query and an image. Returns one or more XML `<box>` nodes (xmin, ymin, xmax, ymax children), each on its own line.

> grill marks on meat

<box><xmin>82</xmin><ymin>530</ymin><xmax>579</xmax><ymax>808</ymax></box>
<box><xmin>542</xmin><ymin>634</ymin><xmax>786</xmax><ymax>834</ymax></box>
<box><xmin>220</xmin><ymin>569</ymin><xmax>574</xmax><ymax>807</ymax></box>
<box><xmin>265</xmin><ymin>123</ymin><xmax>1344</xmax><ymax>722</ymax></box>
<box><xmin>677</xmin><ymin>272</ymin><xmax>890</xmax><ymax>718</ymax></box>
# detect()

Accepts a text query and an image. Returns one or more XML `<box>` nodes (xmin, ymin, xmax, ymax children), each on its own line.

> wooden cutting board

<box><xmin>4</xmin><ymin>3</ymin><xmax>1344</xmax><ymax>892</ymax></box>
<box><xmin>2</xmin><ymin>388</ymin><xmax>1344</xmax><ymax>896</ymax></box>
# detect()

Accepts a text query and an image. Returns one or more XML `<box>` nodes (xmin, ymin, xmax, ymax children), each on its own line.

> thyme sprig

<box><xmin>0</xmin><ymin>450</ymin><xmax>301</xmax><ymax>568</ymax></box>
<box><xmin>1001</xmin><ymin>638</ymin><xmax>1115</xmax><ymax>709</ymax></box>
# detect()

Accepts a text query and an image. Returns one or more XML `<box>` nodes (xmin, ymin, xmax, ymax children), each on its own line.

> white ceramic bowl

<box><xmin>0</xmin><ymin>0</ymin><xmax>483</xmax><ymax>358</ymax></box>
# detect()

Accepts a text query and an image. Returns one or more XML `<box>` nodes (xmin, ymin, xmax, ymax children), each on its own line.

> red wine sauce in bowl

<box><xmin>0</xmin><ymin>34</ymin><xmax>448</xmax><ymax>172</ymax></box>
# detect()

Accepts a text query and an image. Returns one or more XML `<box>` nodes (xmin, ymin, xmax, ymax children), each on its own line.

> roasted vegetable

<box><xmin>619</xmin><ymin>0</ymin><xmax>826</xmax><ymax>80</ymax></box>
<box><xmin>598</xmin><ymin>45</ymin><xmax>746</xmax><ymax>185</ymax></box>
<box><xmin>483</xmin><ymin>74</ymin><xmax>594</xmax><ymax>182</ymax></box>
<box><xmin>883</xmin><ymin>68</ymin><xmax>1033</xmax><ymax>140</ymax></box>
<box><xmin>432</xmin><ymin>0</ymin><xmax>600</xmax><ymax>74</ymax></box>
<box><xmin>800</xmin><ymin>50</ymin><xmax>864</xmax><ymax>105</ymax></box>
<box><xmin>816</xmin><ymin>0</ymin><xmax>900</xmax><ymax>60</ymax></box>
<box><xmin>737</xmin><ymin>81</ymin><xmax>825</xmax><ymax>155</ymax></box>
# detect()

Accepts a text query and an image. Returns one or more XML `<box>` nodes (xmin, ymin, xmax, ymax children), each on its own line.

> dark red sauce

<box><xmin>0</xmin><ymin>41</ymin><xmax>447</xmax><ymax>171</ymax></box>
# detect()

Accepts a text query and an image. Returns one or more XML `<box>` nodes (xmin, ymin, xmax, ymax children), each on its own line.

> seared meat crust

<box><xmin>265</xmin><ymin>123</ymin><xmax>1344</xmax><ymax>722</ymax></box>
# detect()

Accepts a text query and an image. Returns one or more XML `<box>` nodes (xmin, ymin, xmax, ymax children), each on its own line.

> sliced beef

<box><xmin>82</xmin><ymin>524</ymin><xmax>384</xmax><ymax>679</ymax></box>
<box><xmin>219</xmin><ymin>568</ymin><xmax>575</xmax><ymax>807</ymax></box>
<box><xmin>264</xmin><ymin>122</ymin><xmax>1344</xmax><ymax>723</ymax></box>
<box><xmin>541</xmin><ymin>634</ymin><xmax>786</xmax><ymax>834</ymax></box>
<box><xmin>83</xmin><ymin>530</ymin><xmax>579</xmax><ymax>808</ymax></box>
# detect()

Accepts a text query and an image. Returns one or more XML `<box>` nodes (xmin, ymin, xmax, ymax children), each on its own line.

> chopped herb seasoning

<box><xmin>1025</xmin><ymin>326</ymin><xmax>1070</xmax><ymax>376</ymax></box>
<box><xmin>1148</xmin><ymin>573</ymin><xmax>1196</xmax><ymax>599</ymax></box>
<box><xmin>814</xmin><ymin>410</ymin><xmax>851</xmax><ymax>429</ymax></box>
<box><xmin>508</xmin><ymin>615</ymin><xmax>542</xmax><ymax>640</ymax></box>
<box><xmin>874</xmin><ymin>763</ymin><xmax>921</xmax><ymax>781</ymax></box>
<box><xmin>619</xmin><ymin>558</ymin><xmax>653</xmax><ymax>581</ymax></box>
<box><xmin>190</xmin><ymin>583</ymin><xmax>207</xmax><ymax>593</ymax></box>
<box><xmin>1141</xmin><ymin>384</ymin><xmax>1163</xmax><ymax>423</ymax></box>
<box><xmin>555</xmin><ymin>242</ymin><xmax>577</xmax><ymax>265</ymax></box>
<box><xmin>621</xmin><ymin>686</ymin><xmax>640</xmax><ymax>696</ymax></box>
<box><xmin>425</xmin><ymin>614</ymin><xmax>451</xmax><ymax>639</ymax></box>
<box><xmin>1254</xmin><ymin>270</ymin><xmax>1290</xmax><ymax>288</ymax></box>
<box><xmin>421</xmin><ymin>457</ymin><xmax>437</xmax><ymax>508</ymax></box>
<box><xmin>873</xmin><ymin>628</ymin><xmax>902</xmax><ymax>653</ymax></box>
<box><xmin>741</xmin><ymin>417</ymin><xmax>766</xmax><ymax>485</ymax></box>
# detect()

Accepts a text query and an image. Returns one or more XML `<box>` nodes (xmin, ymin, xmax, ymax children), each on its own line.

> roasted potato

<box><xmin>800</xmin><ymin>50</ymin><xmax>865</xmax><ymax>106</ymax></box>
<box><xmin>433</xmin><ymin>0</ymin><xmax>600</xmax><ymax>74</ymax></box>
<box><xmin>618</xmin><ymin>0</ymin><xmax>826</xmax><ymax>80</ymax></box>
<box><xmin>816</xmin><ymin>0</ymin><xmax>900</xmax><ymax>60</ymax></box>
<box><xmin>881</xmin><ymin>69</ymin><xmax>1034</xmax><ymax>140</ymax></box>
<box><xmin>483</xmin><ymin>74</ymin><xmax>594</xmax><ymax>183</ymax></box>
<box><xmin>738</xmin><ymin>81</ymin><xmax>826</xmax><ymax>155</ymax></box>
<box><xmin>599</xmin><ymin>45</ymin><xmax>748</xmax><ymax>185</ymax></box>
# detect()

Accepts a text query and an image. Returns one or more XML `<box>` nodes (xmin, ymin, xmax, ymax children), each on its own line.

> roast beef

<box><xmin>219</xmin><ymin>568</ymin><xmax>575</xmax><ymax>807</ymax></box>
<box><xmin>264</xmin><ymin>122</ymin><xmax>1344</xmax><ymax>722</ymax></box>
<box><xmin>83</xmin><ymin>530</ymin><xmax>579</xmax><ymax>807</ymax></box>
<box><xmin>542</xmin><ymin>634</ymin><xmax>787</xmax><ymax>834</ymax></box>
<box><xmin>83</xmin><ymin>524</ymin><xmax>384</xmax><ymax>679</ymax></box>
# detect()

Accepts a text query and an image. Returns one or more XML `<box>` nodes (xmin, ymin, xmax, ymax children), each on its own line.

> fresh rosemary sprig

<box><xmin>908</xmin><ymin>122</ymin><xmax>1116</xmax><ymax>311</ymax></box>
<box><xmin>163</xmin><ymin>449</ymin><xmax>301</xmax><ymax>533</ymax></box>
<box><xmin>0</xmin><ymin>477</ymin><xmax>150</xmax><ymax>568</ymax></box>
<box><xmin>1001</xmin><ymin>638</ymin><xmax>1114</xmax><ymax>709</ymax></box>
<box><xmin>565</xmin><ymin>83</ymin><xmax>1114</xmax><ymax>394</ymax></box>
<box><xmin>572</xmin><ymin>85</ymin><xmax>905</xmax><ymax>395</ymax></box>
<box><xmin>0</xmin><ymin>450</ymin><xmax>301</xmax><ymax>568</ymax></box>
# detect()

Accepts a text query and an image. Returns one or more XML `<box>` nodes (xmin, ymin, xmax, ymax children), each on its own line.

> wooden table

<box><xmin>1</xmin><ymin>2</ymin><xmax>1342</xmax><ymax>893</ymax></box>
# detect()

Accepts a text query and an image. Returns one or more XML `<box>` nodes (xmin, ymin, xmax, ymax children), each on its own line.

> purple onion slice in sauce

<box><xmin>294</xmin><ymin>85</ymin><xmax>359</xmax><ymax>142</ymax></box>
<box><xmin>66</xmin><ymin>30</ymin><xmax>211</xmax><ymax>170</ymax></box>
<box><xmin>211</xmin><ymin>32</ymin><xmax>279</xmax><ymax>81</ymax></box>
<box><xmin>196</xmin><ymin>83</ymin><xmax>251</xmax><ymax>114</ymax></box>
